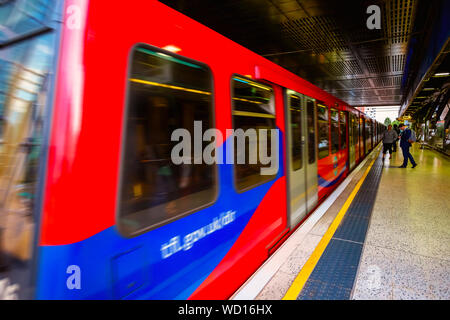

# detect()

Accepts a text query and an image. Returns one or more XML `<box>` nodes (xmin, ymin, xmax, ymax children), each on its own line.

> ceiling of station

<box><xmin>404</xmin><ymin>50</ymin><xmax>450</xmax><ymax>119</ymax></box>
<box><xmin>160</xmin><ymin>0</ymin><xmax>419</xmax><ymax>107</ymax></box>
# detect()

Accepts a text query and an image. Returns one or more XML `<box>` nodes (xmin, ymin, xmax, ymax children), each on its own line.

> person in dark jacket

<box><xmin>392</xmin><ymin>124</ymin><xmax>400</xmax><ymax>152</ymax></box>
<box><xmin>399</xmin><ymin>124</ymin><xmax>417</xmax><ymax>168</ymax></box>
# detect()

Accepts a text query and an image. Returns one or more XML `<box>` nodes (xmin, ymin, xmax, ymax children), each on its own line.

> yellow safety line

<box><xmin>283</xmin><ymin>150</ymin><xmax>379</xmax><ymax>300</ymax></box>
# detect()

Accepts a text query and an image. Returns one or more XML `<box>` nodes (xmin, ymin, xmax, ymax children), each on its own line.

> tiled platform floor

<box><xmin>256</xmin><ymin>144</ymin><xmax>449</xmax><ymax>300</ymax></box>
<box><xmin>352</xmin><ymin>144</ymin><xmax>450</xmax><ymax>300</ymax></box>
<box><xmin>256</xmin><ymin>148</ymin><xmax>381</xmax><ymax>300</ymax></box>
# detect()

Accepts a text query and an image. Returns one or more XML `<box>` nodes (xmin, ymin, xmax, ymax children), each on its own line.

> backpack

<box><xmin>409</xmin><ymin>129</ymin><xmax>416</xmax><ymax>143</ymax></box>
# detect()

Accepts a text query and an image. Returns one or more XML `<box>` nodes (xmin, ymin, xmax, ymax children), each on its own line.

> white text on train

<box><xmin>161</xmin><ymin>210</ymin><xmax>236</xmax><ymax>259</ymax></box>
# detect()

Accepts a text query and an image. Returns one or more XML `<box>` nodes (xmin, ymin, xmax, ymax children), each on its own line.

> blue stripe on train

<box><xmin>36</xmin><ymin>131</ymin><xmax>284</xmax><ymax>299</ymax></box>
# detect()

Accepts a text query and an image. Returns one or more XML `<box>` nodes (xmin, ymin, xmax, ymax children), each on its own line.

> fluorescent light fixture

<box><xmin>433</xmin><ymin>72</ymin><xmax>450</xmax><ymax>77</ymax></box>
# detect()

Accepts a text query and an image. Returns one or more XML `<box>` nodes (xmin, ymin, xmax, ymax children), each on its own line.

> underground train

<box><xmin>0</xmin><ymin>0</ymin><xmax>385</xmax><ymax>299</ymax></box>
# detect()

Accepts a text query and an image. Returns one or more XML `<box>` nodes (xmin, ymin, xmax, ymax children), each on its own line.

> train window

<box><xmin>330</xmin><ymin>109</ymin><xmax>339</xmax><ymax>154</ymax></box>
<box><xmin>317</xmin><ymin>104</ymin><xmax>329</xmax><ymax>159</ymax></box>
<box><xmin>289</xmin><ymin>94</ymin><xmax>302</xmax><ymax>171</ymax></box>
<box><xmin>232</xmin><ymin>76</ymin><xmax>276</xmax><ymax>191</ymax></box>
<box><xmin>118</xmin><ymin>45</ymin><xmax>216</xmax><ymax>236</ymax></box>
<box><xmin>340</xmin><ymin>111</ymin><xmax>347</xmax><ymax>150</ymax></box>
<box><xmin>306</xmin><ymin>99</ymin><xmax>316</xmax><ymax>164</ymax></box>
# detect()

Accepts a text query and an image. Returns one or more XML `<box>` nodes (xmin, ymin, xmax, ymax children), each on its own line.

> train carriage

<box><xmin>0</xmin><ymin>0</ymin><xmax>385</xmax><ymax>300</ymax></box>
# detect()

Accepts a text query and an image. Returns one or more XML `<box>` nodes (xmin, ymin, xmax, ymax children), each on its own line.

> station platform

<box><xmin>233</xmin><ymin>144</ymin><xmax>450</xmax><ymax>300</ymax></box>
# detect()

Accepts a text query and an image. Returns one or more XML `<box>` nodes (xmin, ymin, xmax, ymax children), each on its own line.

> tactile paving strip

<box><xmin>298</xmin><ymin>153</ymin><xmax>383</xmax><ymax>300</ymax></box>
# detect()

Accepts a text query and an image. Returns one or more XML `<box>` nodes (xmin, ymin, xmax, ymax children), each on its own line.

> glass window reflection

<box><xmin>0</xmin><ymin>0</ymin><xmax>55</xmax><ymax>43</ymax></box>
<box><xmin>0</xmin><ymin>30</ymin><xmax>57</xmax><ymax>298</ymax></box>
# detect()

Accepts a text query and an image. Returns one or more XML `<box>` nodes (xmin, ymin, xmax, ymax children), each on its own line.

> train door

<box><xmin>340</xmin><ymin>111</ymin><xmax>348</xmax><ymax>171</ymax></box>
<box><xmin>285</xmin><ymin>90</ymin><xmax>318</xmax><ymax>228</ymax></box>
<box><xmin>349</xmin><ymin>114</ymin><xmax>356</xmax><ymax>170</ymax></box>
<box><xmin>285</xmin><ymin>90</ymin><xmax>307</xmax><ymax>227</ymax></box>
<box><xmin>305</xmin><ymin>97</ymin><xmax>318</xmax><ymax>213</ymax></box>
<box><xmin>361</xmin><ymin>117</ymin><xmax>366</xmax><ymax>156</ymax></box>
<box><xmin>367</xmin><ymin>119</ymin><xmax>372</xmax><ymax>152</ymax></box>
<box><xmin>355</xmin><ymin>114</ymin><xmax>360</xmax><ymax>163</ymax></box>
<box><xmin>365</xmin><ymin>119</ymin><xmax>370</xmax><ymax>153</ymax></box>
<box><xmin>364</xmin><ymin>119</ymin><xmax>367</xmax><ymax>153</ymax></box>
<box><xmin>371</xmin><ymin>121</ymin><xmax>374</xmax><ymax>149</ymax></box>
<box><xmin>330</xmin><ymin>108</ymin><xmax>339</xmax><ymax>169</ymax></box>
<box><xmin>375</xmin><ymin>123</ymin><xmax>378</xmax><ymax>145</ymax></box>
<box><xmin>373</xmin><ymin>122</ymin><xmax>377</xmax><ymax>146</ymax></box>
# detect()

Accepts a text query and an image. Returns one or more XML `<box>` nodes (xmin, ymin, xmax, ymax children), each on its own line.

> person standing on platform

<box><xmin>392</xmin><ymin>124</ymin><xmax>400</xmax><ymax>152</ymax></box>
<box><xmin>382</xmin><ymin>124</ymin><xmax>398</xmax><ymax>160</ymax></box>
<box><xmin>399</xmin><ymin>123</ymin><xmax>417</xmax><ymax>168</ymax></box>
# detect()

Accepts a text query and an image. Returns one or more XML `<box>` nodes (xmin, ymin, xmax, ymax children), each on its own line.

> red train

<box><xmin>0</xmin><ymin>0</ymin><xmax>384</xmax><ymax>299</ymax></box>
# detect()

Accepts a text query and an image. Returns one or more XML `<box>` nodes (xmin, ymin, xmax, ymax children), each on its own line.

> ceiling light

<box><xmin>433</xmin><ymin>72</ymin><xmax>450</xmax><ymax>77</ymax></box>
